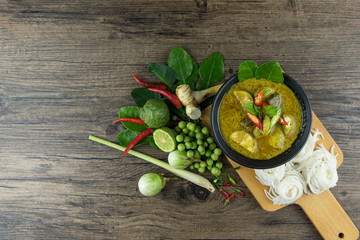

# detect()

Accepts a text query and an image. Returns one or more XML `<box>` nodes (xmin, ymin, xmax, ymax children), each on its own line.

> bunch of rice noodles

<box><xmin>256</xmin><ymin>129</ymin><xmax>339</xmax><ymax>205</ymax></box>
<box><xmin>264</xmin><ymin>169</ymin><xmax>307</xmax><ymax>205</ymax></box>
<box><xmin>291</xmin><ymin>129</ymin><xmax>323</xmax><ymax>165</ymax></box>
<box><xmin>300</xmin><ymin>144</ymin><xmax>338</xmax><ymax>194</ymax></box>
<box><xmin>255</xmin><ymin>165</ymin><xmax>286</xmax><ymax>187</ymax></box>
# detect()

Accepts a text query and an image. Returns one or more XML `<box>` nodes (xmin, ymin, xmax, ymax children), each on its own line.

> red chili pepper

<box><xmin>122</xmin><ymin>128</ymin><xmax>154</xmax><ymax>156</ymax></box>
<box><xmin>246</xmin><ymin>111</ymin><xmax>263</xmax><ymax>131</ymax></box>
<box><xmin>220</xmin><ymin>189</ymin><xmax>229</xmax><ymax>198</ymax></box>
<box><xmin>147</xmin><ymin>88</ymin><xmax>182</xmax><ymax>108</ymax></box>
<box><xmin>262</xmin><ymin>102</ymin><xmax>269</xmax><ymax>107</ymax></box>
<box><xmin>224</xmin><ymin>192</ymin><xmax>235</xmax><ymax>207</ymax></box>
<box><xmin>133</xmin><ymin>73</ymin><xmax>167</xmax><ymax>90</ymax></box>
<box><xmin>239</xmin><ymin>190</ymin><xmax>245</xmax><ymax>197</ymax></box>
<box><xmin>254</xmin><ymin>89</ymin><xmax>263</xmax><ymax>107</ymax></box>
<box><xmin>113</xmin><ymin>118</ymin><xmax>146</xmax><ymax>125</ymax></box>
<box><xmin>222</xmin><ymin>183</ymin><xmax>234</xmax><ymax>187</ymax></box>
<box><xmin>230</xmin><ymin>186</ymin><xmax>245</xmax><ymax>197</ymax></box>
<box><xmin>279</xmin><ymin>116</ymin><xmax>288</xmax><ymax>125</ymax></box>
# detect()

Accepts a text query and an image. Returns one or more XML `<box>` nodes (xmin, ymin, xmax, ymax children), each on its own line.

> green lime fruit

<box><xmin>139</xmin><ymin>99</ymin><xmax>170</xmax><ymax>128</ymax></box>
<box><xmin>153</xmin><ymin>127</ymin><xmax>177</xmax><ymax>152</ymax></box>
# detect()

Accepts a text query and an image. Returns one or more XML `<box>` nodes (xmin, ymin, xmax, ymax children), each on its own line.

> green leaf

<box><xmin>197</xmin><ymin>52</ymin><xmax>224</xmax><ymax>90</ymax></box>
<box><xmin>244</xmin><ymin>103</ymin><xmax>260</xmax><ymax>118</ymax></box>
<box><xmin>148</xmin><ymin>135</ymin><xmax>160</xmax><ymax>150</ymax></box>
<box><xmin>117</xmin><ymin>130</ymin><xmax>149</xmax><ymax>147</ymax></box>
<box><xmin>131</xmin><ymin>87</ymin><xmax>162</xmax><ymax>107</ymax></box>
<box><xmin>148</xmin><ymin>63</ymin><xmax>176</xmax><ymax>88</ymax></box>
<box><xmin>182</xmin><ymin>59</ymin><xmax>198</xmax><ymax>89</ymax></box>
<box><xmin>263</xmin><ymin>105</ymin><xmax>279</xmax><ymax>117</ymax></box>
<box><xmin>238</xmin><ymin>60</ymin><xmax>258</xmax><ymax>82</ymax></box>
<box><xmin>255</xmin><ymin>62</ymin><xmax>284</xmax><ymax>83</ymax></box>
<box><xmin>118</xmin><ymin>106</ymin><xmax>148</xmax><ymax>132</ymax></box>
<box><xmin>168</xmin><ymin>46</ymin><xmax>193</xmax><ymax>81</ymax></box>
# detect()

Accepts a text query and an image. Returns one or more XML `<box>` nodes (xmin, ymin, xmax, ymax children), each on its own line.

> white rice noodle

<box><xmin>291</xmin><ymin>129</ymin><xmax>323</xmax><ymax>165</ymax></box>
<box><xmin>255</xmin><ymin>165</ymin><xmax>286</xmax><ymax>187</ymax></box>
<box><xmin>264</xmin><ymin>169</ymin><xmax>305</xmax><ymax>205</ymax></box>
<box><xmin>301</xmin><ymin>144</ymin><xmax>338</xmax><ymax>194</ymax></box>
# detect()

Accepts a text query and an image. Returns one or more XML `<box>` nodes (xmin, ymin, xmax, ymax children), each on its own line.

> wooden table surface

<box><xmin>1</xmin><ymin>1</ymin><xmax>359</xmax><ymax>239</ymax></box>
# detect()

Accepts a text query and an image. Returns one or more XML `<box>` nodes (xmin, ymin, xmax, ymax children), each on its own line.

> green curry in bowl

<box><xmin>219</xmin><ymin>78</ymin><xmax>302</xmax><ymax>160</ymax></box>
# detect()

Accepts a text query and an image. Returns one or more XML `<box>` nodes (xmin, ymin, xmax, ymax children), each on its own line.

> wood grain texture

<box><xmin>0</xmin><ymin>0</ymin><xmax>359</xmax><ymax>239</ymax></box>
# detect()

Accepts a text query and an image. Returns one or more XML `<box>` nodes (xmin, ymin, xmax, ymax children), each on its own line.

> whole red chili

<box><xmin>220</xmin><ymin>189</ymin><xmax>229</xmax><ymax>198</ymax></box>
<box><xmin>113</xmin><ymin>118</ymin><xmax>146</xmax><ymax>125</ymax></box>
<box><xmin>122</xmin><ymin>128</ymin><xmax>154</xmax><ymax>156</ymax></box>
<box><xmin>230</xmin><ymin>186</ymin><xmax>245</xmax><ymax>197</ymax></box>
<box><xmin>132</xmin><ymin>73</ymin><xmax>167</xmax><ymax>90</ymax></box>
<box><xmin>224</xmin><ymin>192</ymin><xmax>235</xmax><ymax>207</ymax></box>
<box><xmin>147</xmin><ymin>88</ymin><xmax>182</xmax><ymax>108</ymax></box>
<box><xmin>222</xmin><ymin>183</ymin><xmax>234</xmax><ymax>187</ymax></box>
<box><xmin>239</xmin><ymin>190</ymin><xmax>245</xmax><ymax>197</ymax></box>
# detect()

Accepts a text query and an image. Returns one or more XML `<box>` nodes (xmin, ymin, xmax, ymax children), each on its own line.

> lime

<box><xmin>153</xmin><ymin>127</ymin><xmax>177</xmax><ymax>152</ymax></box>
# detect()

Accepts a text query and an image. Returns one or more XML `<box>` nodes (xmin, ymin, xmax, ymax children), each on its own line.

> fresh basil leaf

<box><xmin>168</xmin><ymin>46</ymin><xmax>193</xmax><ymax>81</ymax></box>
<box><xmin>148</xmin><ymin>135</ymin><xmax>160</xmax><ymax>150</ymax></box>
<box><xmin>238</xmin><ymin>60</ymin><xmax>258</xmax><ymax>82</ymax></box>
<box><xmin>244</xmin><ymin>103</ymin><xmax>258</xmax><ymax>116</ymax></box>
<box><xmin>263</xmin><ymin>105</ymin><xmax>279</xmax><ymax>117</ymax></box>
<box><xmin>131</xmin><ymin>87</ymin><xmax>162</xmax><ymax>107</ymax></box>
<box><xmin>117</xmin><ymin>130</ymin><xmax>149</xmax><ymax>147</ymax></box>
<box><xmin>118</xmin><ymin>106</ymin><xmax>148</xmax><ymax>132</ymax></box>
<box><xmin>148</xmin><ymin>63</ymin><xmax>176</xmax><ymax>88</ymax></box>
<box><xmin>197</xmin><ymin>52</ymin><xmax>224</xmax><ymax>90</ymax></box>
<box><xmin>255</xmin><ymin>62</ymin><xmax>284</xmax><ymax>83</ymax></box>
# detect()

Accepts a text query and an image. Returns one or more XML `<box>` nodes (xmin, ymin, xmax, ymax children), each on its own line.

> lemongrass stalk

<box><xmin>89</xmin><ymin>135</ymin><xmax>215</xmax><ymax>193</ymax></box>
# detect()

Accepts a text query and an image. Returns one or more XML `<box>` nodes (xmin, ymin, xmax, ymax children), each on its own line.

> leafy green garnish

<box><xmin>168</xmin><ymin>46</ymin><xmax>193</xmax><ymax>81</ymax></box>
<box><xmin>148</xmin><ymin>63</ymin><xmax>176</xmax><ymax>88</ymax></box>
<box><xmin>244</xmin><ymin>103</ymin><xmax>260</xmax><ymax>118</ymax></box>
<box><xmin>263</xmin><ymin>105</ymin><xmax>279</xmax><ymax>117</ymax></box>
<box><xmin>117</xmin><ymin>130</ymin><xmax>149</xmax><ymax>147</ymax></box>
<box><xmin>131</xmin><ymin>87</ymin><xmax>161</xmax><ymax>107</ymax></box>
<box><xmin>118</xmin><ymin>106</ymin><xmax>148</xmax><ymax>133</ymax></box>
<box><xmin>197</xmin><ymin>52</ymin><xmax>224</xmax><ymax>90</ymax></box>
<box><xmin>255</xmin><ymin>62</ymin><xmax>284</xmax><ymax>83</ymax></box>
<box><xmin>238</xmin><ymin>60</ymin><xmax>258</xmax><ymax>82</ymax></box>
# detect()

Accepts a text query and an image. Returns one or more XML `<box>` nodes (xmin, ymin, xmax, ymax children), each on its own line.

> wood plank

<box><xmin>0</xmin><ymin>0</ymin><xmax>359</xmax><ymax>239</ymax></box>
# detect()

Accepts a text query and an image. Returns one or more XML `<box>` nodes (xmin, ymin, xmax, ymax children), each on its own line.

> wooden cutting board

<box><xmin>201</xmin><ymin>107</ymin><xmax>359</xmax><ymax>240</ymax></box>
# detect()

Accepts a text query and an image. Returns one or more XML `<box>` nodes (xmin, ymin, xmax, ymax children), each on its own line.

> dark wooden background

<box><xmin>0</xmin><ymin>0</ymin><xmax>359</xmax><ymax>239</ymax></box>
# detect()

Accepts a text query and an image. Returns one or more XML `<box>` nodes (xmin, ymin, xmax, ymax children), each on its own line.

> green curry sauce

<box><xmin>219</xmin><ymin>78</ymin><xmax>302</xmax><ymax>160</ymax></box>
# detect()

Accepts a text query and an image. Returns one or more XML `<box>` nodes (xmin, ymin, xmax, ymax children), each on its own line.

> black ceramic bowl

<box><xmin>211</xmin><ymin>74</ymin><xmax>312</xmax><ymax>169</ymax></box>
